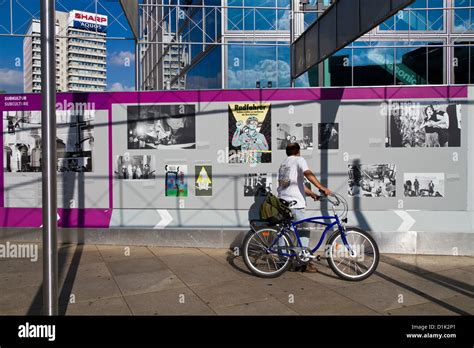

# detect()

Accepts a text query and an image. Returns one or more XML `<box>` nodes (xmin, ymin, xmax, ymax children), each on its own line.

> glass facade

<box><xmin>140</xmin><ymin>0</ymin><xmax>474</xmax><ymax>90</ymax></box>
<box><xmin>380</xmin><ymin>0</ymin><xmax>444</xmax><ymax>31</ymax></box>
<box><xmin>454</xmin><ymin>42</ymin><xmax>474</xmax><ymax>83</ymax></box>
<box><xmin>227</xmin><ymin>42</ymin><xmax>290</xmax><ymax>88</ymax></box>
<box><xmin>454</xmin><ymin>0</ymin><xmax>474</xmax><ymax>32</ymax></box>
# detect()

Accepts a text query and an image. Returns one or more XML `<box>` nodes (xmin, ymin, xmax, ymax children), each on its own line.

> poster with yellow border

<box><xmin>228</xmin><ymin>103</ymin><xmax>272</xmax><ymax>164</ymax></box>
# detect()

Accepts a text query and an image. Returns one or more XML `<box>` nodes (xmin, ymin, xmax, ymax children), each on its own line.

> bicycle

<box><xmin>242</xmin><ymin>192</ymin><xmax>380</xmax><ymax>280</ymax></box>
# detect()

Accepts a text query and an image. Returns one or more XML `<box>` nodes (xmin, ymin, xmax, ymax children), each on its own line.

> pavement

<box><xmin>0</xmin><ymin>243</ymin><xmax>473</xmax><ymax>315</ymax></box>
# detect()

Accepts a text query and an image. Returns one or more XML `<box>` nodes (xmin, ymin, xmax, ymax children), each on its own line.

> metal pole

<box><xmin>40</xmin><ymin>0</ymin><xmax>58</xmax><ymax>316</ymax></box>
<box><xmin>135</xmin><ymin>40</ymin><xmax>140</xmax><ymax>91</ymax></box>
<box><xmin>290</xmin><ymin>0</ymin><xmax>295</xmax><ymax>87</ymax></box>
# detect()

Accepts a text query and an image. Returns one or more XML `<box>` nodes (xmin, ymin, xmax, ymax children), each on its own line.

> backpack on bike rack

<box><xmin>260</xmin><ymin>192</ymin><xmax>293</xmax><ymax>225</ymax></box>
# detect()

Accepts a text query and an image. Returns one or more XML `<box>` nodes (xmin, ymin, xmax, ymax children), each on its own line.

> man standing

<box><xmin>429</xmin><ymin>180</ymin><xmax>435</xmax><ymax>197</ymax></box>
<box><xmin>277</xmin><ymin>143</ymin><xmax>332</xmax><ymax>273</ymax></box>
<box><xmin>414</xmin><ymin>178</ymin><xmax>420</xmax><ymax>197</ymax></box>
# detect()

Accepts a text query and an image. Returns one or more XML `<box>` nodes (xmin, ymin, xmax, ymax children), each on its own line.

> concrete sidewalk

<box><xmin>0</xmin><ymin>243</ymin><xmax>473</xmax><ymax>315</ymax></box>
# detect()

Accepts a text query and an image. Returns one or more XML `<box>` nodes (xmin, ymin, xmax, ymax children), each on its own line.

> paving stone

<box><xmin>380</xmin><ymin>254</ymin><xmax>474</xmax><ymax>274</ymax></box>
<box><xmin>58</xmin><ymin>274</ymin><xmax>122</xmax><ymax>304</ymax></box>
<box><xmin>0</xmin><ymin>258</ymin><xmax>42</xmax><ymax>274</ymax></box>
<box><xmin>124</xmin><ymin>287</ymin><xmax>214</xmax><ymax>315</ymax></box>
<box><xmin>439</xmin><ymin>294</ymin><xmax>474</xmax><ymax>315</ymax></box>
<box><xmin>385</xmin><ymin>302</ymin><xmax>459</xmax><ymax>316</ymax></box>
<box><xmin>191</xmin><ymin>280</ymin><xmax>271</xmax><ymax>310</ymax></box>
<box><xmin>148</xmin><ymin>246</ymin><xmax>206</xmax><ymax>257</ymax></box>
<box><xmin>0</xmin><ymin>269</ymin><xmax>43</xmax><ymax>290</ymax></box>
<box><xmin>114</xmin><ymin>269</ymin><xmax>187</xmax><ymax>297</ymax></box>
<box><xmin>107</xmin><ymin>257</ymin><xmax>168</xmax><ymax>277</ymax></box>
<box><xmin>63</xmin><ymin>297</ymin><xmax>132</xmax><ymax>315</ymax></box>
<box><xmin>269</xmin><ymin>285</ymin><xmax>379</xmax><ymax>315</ymax></box>
<box><xmin>163</xmin><ymin>260</ymin><xmax>241</xmax><ymax>287</ymax></box>
<box><xmin>97</xmin><ymin>245</ymin><xmax>155</xmax><ymax>263</ymax></box>
<box><xmin>372</xmin><ymin>271</ymin><xmax>464</xmax><ymax>301</ymax></box>
<box><xmin>215</xmin><ymin>298</ymin><xmax>298</xmax><ymax>315</ymax></box>
<box><xmin>334</xmin><ymin>281</ymin><xmax>431</xmax><ymax>312</ymax></box>
<box><xmin>0</xmin><ymin>285</ymin><xmax>43</xmax><ymax>312</ymax></box>
<box><xmin>58</xmin><ymin>261</ymin><xmax>112</xmax><ymax>284</ymax></box>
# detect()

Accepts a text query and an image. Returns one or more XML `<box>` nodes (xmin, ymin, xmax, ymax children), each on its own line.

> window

<box><xmin>186</xmin><ymin>46</ymin><xmax>222</xmax><ymax>89</ymax></box>
<box><xmin>353</xmin><ymin>42</ymin><xmax>395</xmax><ymax>86</ymax></box>
<box><xmin>227</xmin><ymin>0</ymin><xmax>289</xmax><ymax>31</ymax></box>
<box><xmin>454</xmin><ymin>0</ymin><xmax>474</xmax><ymax>32</ymax></box>
<box><xmin>454</xmin><ymin>42</ymin><xmax>474</xmax><ymax>83</ymax></box>
<box><xmin>380</xmin><ymin>0</ymin><xmax>444</xmax><ymax>31</ymax></box>
<box><xmin>227</xmin><ymin>42</ymin><xmax>290</xmax><ymax>88</ymax></box>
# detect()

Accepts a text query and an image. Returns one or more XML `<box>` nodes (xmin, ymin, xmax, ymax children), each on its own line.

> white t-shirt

<box><xmin>277</xmin><ymin>156</ymin><xmax>309</xmax><ymax>209</ymax></box>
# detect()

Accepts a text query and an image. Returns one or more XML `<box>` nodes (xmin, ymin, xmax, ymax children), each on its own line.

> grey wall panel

<box><xmin>111</xmin><ymin>97</ymin><xmax>467</xmax><ymax>212</ymax></box>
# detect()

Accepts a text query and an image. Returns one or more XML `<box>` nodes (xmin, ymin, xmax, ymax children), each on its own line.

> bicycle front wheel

<box><xmin>242</xmin><ymin>227</ymin><xmax>293</xmax><ymax>278</ymax></box>
<box><xmin>326</xmin><ymin>227</ymin><xmax>379</xmax><ymax>281</ymax></box>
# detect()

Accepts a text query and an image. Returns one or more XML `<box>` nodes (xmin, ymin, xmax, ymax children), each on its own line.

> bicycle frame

<box><xmin>268</xmin><ymin>213</ymin><xmax>352</xmax><ymax>258</ymax></box>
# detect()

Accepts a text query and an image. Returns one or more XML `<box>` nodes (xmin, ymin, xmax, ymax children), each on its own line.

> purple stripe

<box><xmin>108</xmin><ymin>102</ymin><xmax>113</xmax><ymax>209</ymax></box>
<box><xmin>0</xmin><ymin>86</ymin><xmax>468</xmax><ymax>112</ymax></box>
<box><xmin>0</xmin><ymin>208</ymin><xmax>112</xmax><ymax>228</ymax></box>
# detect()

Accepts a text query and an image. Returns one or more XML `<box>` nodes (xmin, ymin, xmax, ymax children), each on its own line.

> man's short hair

<box><xmin>286</xmin><ymin>143</ymin><xmax>300</xmax><ymax>156</ymax></box>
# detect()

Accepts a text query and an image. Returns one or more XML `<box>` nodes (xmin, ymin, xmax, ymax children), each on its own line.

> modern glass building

<box><xmin>139</xmin><ymin>0</ymin><xmax>474</xmax><ymax>90</ymax></box>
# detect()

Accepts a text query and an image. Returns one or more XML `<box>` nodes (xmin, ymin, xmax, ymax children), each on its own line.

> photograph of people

<box><xmin>404</xmin><ymin>173</ymin><xmax>444</xmax><ymax>197</ymax></box>
<box><xmin>127</xmin><ymin>105</ymin><xmax>196</xmax><ymax>149</ymax></box>
<box><xmin>348</xmin><ymin>164</ymin><xmax>396</xmax><ymax>197</ymax></box>
<box><xmin>115</xmin><ymin>155</ymin><xmax>156</xmax><ymax>180</ymax></box>
<box><xmin>420</xmin><ymin>105</ymin><xmax>449</xmax><ymax>147</ymax></box>
<box><xmin>386</xmin><ymin>103</ymin><xmax>461</xmax><ymax>148</ymax></box>
<box><xmin>276</xmin><ymin>123</ymin><xmax>313</xmax><ymax>150</ymax></box>
<box><xmin>318</xmin><ymin>123</ymin><xmax>339</xmax><ymax>150</ymax></box>
<box><xmin>244</xmin><ymin>173</ymin><xmax>272</xmax><ymax>197</ymax></box>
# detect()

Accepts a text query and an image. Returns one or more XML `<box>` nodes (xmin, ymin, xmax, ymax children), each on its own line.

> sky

<box><xmin>0</xmin><ymin>0</ymin><xmax>136</xmax><ymax>93</ymax></box>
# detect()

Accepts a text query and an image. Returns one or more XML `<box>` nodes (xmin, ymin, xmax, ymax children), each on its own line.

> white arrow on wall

<box><xmin>394</xmin><ymin>210</ymin><xmax>416</xmax><ymax>232</ymax></box>
<box><xmin>40</xmin><ymin>213</ymin><xmax>61</xmax><ymax>228</ymax></box>
<box><xmin>154</xmin><ymin>210</ymin><xmax>173</xmax><ymax>229</ymax></box>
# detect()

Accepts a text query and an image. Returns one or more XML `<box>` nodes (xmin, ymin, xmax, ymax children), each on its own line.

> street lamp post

<box><xmin>40</xmin><ymin>0</ymin><xmax>58</xmax><ymax>316</ymax></box>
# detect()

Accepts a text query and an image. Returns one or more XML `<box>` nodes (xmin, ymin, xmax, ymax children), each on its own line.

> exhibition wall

<box><xmin>0</xmin><ymin>86</ymin><xmax>472</xmax><ymax>254</ymax></box>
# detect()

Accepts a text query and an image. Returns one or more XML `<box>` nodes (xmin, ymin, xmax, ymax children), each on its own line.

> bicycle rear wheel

<box><xmin>242</xmin><ymin>227</ymin><xmax>293</xmax><ymax>278</ymax></box>
<box><xmin>326</xmin><ymin>227</ymin><xmax>379</xmax><ymax>281</ymax></box>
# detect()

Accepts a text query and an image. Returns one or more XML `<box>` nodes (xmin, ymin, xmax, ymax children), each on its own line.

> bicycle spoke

<box><xmin>331</xmin><ymin>231</ymin><xmax>377</xmax><ymax>279</ymax></box>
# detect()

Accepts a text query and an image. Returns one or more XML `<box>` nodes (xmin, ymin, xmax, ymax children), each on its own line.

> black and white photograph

<box><xmin>318</xmin><ymin>123</ymin><xmax>339</xmax><ymax>150</ymax></box>
<box><xmin>244</xmin><ymin>173</ymin><xmax>272</xmax><ymax>197</ymax></box>
<box><xmin>3</xmin><ymin>110</ymin><xmax>94</xmax><ymax>173</ymax></box>
<box><xmin>404</xmin><ymin>173</ymin><xmax>444</xmax><ymax>198</ymax></box>
<box><xmin>115</xmin><ymin>154</ymin><xmax>156</xmax><ymax>180</ymax></box>
<box><xmin>386</xmin><ymin>102</ymin><xmax>461</xmax><ymax>148</ymax></box>
<box><xmin>276</xmin><ymin>123</ymin><xmax>313</xmax><ymax>150</ymax></box>
<box><xmin>127</xmin><ymin>104</ymin><xmax>196</xmax><ymax>150</ymax></box>
<box><xmin>348</xmin><ymin>164</ymin><xmax>396</xmax><ymax>197</ymax></box>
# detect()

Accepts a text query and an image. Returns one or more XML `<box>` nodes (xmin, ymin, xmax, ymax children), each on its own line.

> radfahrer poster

<box><xmin>228</xmin><ymin>103</ymin><xmax>272</xmax><ymax>164</ymax></box>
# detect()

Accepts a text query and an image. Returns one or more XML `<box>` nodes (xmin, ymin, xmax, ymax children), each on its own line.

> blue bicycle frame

<box><xmin>267</xmin><ymin>214</ymin><xmax>352</xmax><ymax>258</ymax></box>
